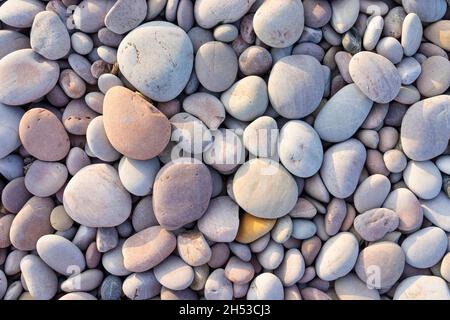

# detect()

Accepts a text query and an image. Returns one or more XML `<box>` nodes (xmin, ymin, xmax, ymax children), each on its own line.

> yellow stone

<box><xmin>235</xmin><ymin>212</ymin><xmax>276</xmax><ymax>244</ymax></box>
<box><xmin>424</xmin><ymin>20</ymin><xmax>450</xmax><ymax>51</ymax></box>
<box><xmin>19</xmin><ymin>292</ymin><xmax>34</xmax><ymax>300</ymax></box>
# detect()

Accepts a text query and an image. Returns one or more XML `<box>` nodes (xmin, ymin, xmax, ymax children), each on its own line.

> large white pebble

<box><xmin>268</xmin><ymin>55</ymin><xmax>324</xmax><ymax>119</ymax></box>
<box><xmin>247</xmin><ymin>273</ymin><xmax>284</xmax><ymax>300</ymax></box>
<box><xmin>403</xmin><ymin>160</ymin><xmax>442</xmax><ymax>200</ymax></box>
<box><xmin>279</xmin><ymin>120</ymin><xmax>323</xmax><ymax>178</ymax></box>
<box><xmin>253</xmin><ymin>0</ymin><xmax>304</xmax><ymax>48</ymax></box>
<box><xmin>194</xmin><ymin>0</ymin><xmax>256</xmax><ymax>29</ymax></box>
<box><xmin>0</xmin><ymin>49</ymin><xmax>59</xmax><ymax>106</ymax></box>
<box><xmin>232</xmin><ymin>158</ymin><xmax>298</xmax><ymax>219</ymax></box>
<box><xmin>118</xmin><ymin>21</ymin><xmax>193</xmax><ymax>102</ymax></box>
<box><xmin>0</xmin><ymin>103</ymin><xmax>24</xmax><ymax>159</ymax></box>
<box><xmin>315</xmin><ymin>232</ymin><xmax>359</xmax><ymax>281</ymax></box>
<box><xmin>243</xmin><ymin>116</ymin><xmax>278</xmax><ymax>157</ymax></box>
<box><xmin>30</xmin><ymin>11</ymin><xmax>70</xmax><ymax>60</ymax></box>
<box><xmin>401</xmin><ymin>227</ymin><xmax>448</xmax><ymax>269</ymax></box>
<box><xmin>330</xmin><ymin>0</ymin><xmax>360</xmax><ymax>34</ymax></box>
<box><xmin>221</xmin><ymin>76</ymin><xmax>268</xmax><ymax>122</ymax></box>
<box><xmin>394</xmin><ymin>275</ymin><xmax>450</xmax><ymax>300</ymax></box>
<box><xmin>0</xmin><ymin>0</ymin><xmax>45</xmax><ymax>28</ymax></box>
<box><xmin>63</xmin><ymin>164</ymin><xmax>132</xmax><ymax>227</ymax></box>
<box><xmin>314</xmin><ymin>84</ymin><xmax>373</xmax><ymax>143</ymax></box>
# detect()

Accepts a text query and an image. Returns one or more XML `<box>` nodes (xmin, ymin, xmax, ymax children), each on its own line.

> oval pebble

<box><xmin>402</xmin><ymin>0</ymin><xmax>447</xmax><ymax>23</ymax></box>
<box><xmin>315</xmin><ymin>232</ymin><xmax>359</xmax><ymax>281</ymax></box>
<box><xmin>335</xmin><ymin>274</ymin><xmax>380</xmax><ymax>300</ymax></box>
<box><xmin>394</xmin><ymin>275</ymin><xmax>450</xmax><ymax>300</ymax></box>
<box><xmin>354</xmin><ymin>174</ymin><xmax>391</xmax><ymax>213</ymax></box>
<box><xmin>421</xmin><ymin>192</ymin><xmax>450</xmax><ymax>232</ymax></box>
<box><xmin>204</xmin><ymin>269</ymin><xmax>233</xmax><ymax>300</ymax></box>
<box><xmin>20</xmin><ymin>255</ymin><xmax>57</xmax><ymax>300</ymax></box>
<box><xmin>274</xmin><ymin>248</ymin><xmax>305</xmax><ymax>286</ymax></box>
<box><xmin>354</xmin><ymin>208</ymin><xmax>399</xmax><ymax>242</ymax></box>
<box><xmin>154</xmin><ymin>256</ymin><xmax>194</xmax><ymax>290</ymax></box>
<box><xmin>401</xmin><ymin>227</ymin><xmax>448</xmax><ymax>269</ymax></box>
<box><xmin>330</xmin><ymin>0</ymin><xmax>359</xmax><ymax>34</ymax></box>
<box><xmin>232</xmin><ymin>158</ymin><xmax>298</xmax><ymax>219</ymax></box>
<box><xmin>118</xmin><ymin>157</ymin><xmax>160</xmax><ymax>196</ymax></box>
<box><xmin>25</xmin><ymin>161</ymin><xmax>68</xmax><ymax>197</ymax></box>
<box><xmin>0</xmin><ymin>49</ymin><xmax>59</xmax><ymax>106</ymax></box>
<box><xmin>383</xmin><ymin>188</ymin><xmax>423</xmax><ymax>232</ymax></box>
<box><xmin>268</xmin><ymin>55</ymin><xmax>324</xmax><ymax>119</ymax></box>
<box><xmin>403</xmin><ymin>160</ymin><xmax>442</xmax><ymax>200</ymax></box>
<box><xmin>117</xmin><ymin>21</ymin><xmax>193</xmax><ymax>102</ymax></box>
<box><xmin>349</xmin><ymin>51</ymin><xmax>401</xmax><ymax>103</ymax></box>
<box><xmin>63</xmin><ymin>164</ymin><xmax>132</xmax><ymax>227</ymax></box>
<box><xmin>0</xmin><ymin>103</ymin><xmax>24</xmax><ymax>159</ymax></box>
<box><xmin>416</xmin><ymin>56</ymin><xmax>450</xmax><ymax>97</ymax></box>
<box><xmin>122</xmin><ymin>271</ymin><xmax>161</xmax><ymax>300</ymax></box>
<box><xmin>253</xmin><ymin>0</ymin><xmax>304</xmax><ymax>48</ymax></box>
<box><xmin>0</xmin><ymin>0</ymin><xmax>45</xmax><ymax>28</ymax></box>
<box><xmin>247</xmin><ymin>273</ymin><xmax>284</xmax><ymax>300</ymax></box>
<box><xmin>194</xmin><ymin>0</ymin><xmax>256</xmax><ymax>29</ymax></box>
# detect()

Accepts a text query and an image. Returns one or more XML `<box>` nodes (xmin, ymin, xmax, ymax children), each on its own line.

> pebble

<box><xmin>424</xmin><ymin>20</ymin><xmax>450</xmax><ymax>51</ymax></box>
<box><xmin>0</xmin><ymin>49</ymin><xmax>60</xmax><ymax>105</ymax></box>
<box><xmin>105</xmin><ymin>0</ymin><xmax>147</xmax><ymax>35</ymax></box>
<box><xmin>10</xmin><ymin>196</ymin><xmax>54</xmax><ymax>251</ymax></box>
<box><xmin>235</xmin><ymin>212</ymin><xmax>276</xmax><ymax>244</ymax></box>
<box><xmin>401</xmin><ymin>96</ymin><xmax>450</xmax><ymax>161</ymax></box>
<box><xmin>0</xmin><ymin>215</ymin><xmax>14</xmax><ymax>248</ymax></box>
<box><xmin>73</xmin><ymin>0</ymin><xmax>114</xmax><ymax>33</ymax></box>
<box><xmin>154</xmin><ymin>256</ymin><xmax>194</xmax><ymax>290</ymax></box>
<box><xmin>66</xmin><ymin>147</ymin><xmax>91</xmax><ymax>176</ymax></box>
<box><xmin>221</xmin><ymin>76</ymin><xmax>268</xmax><ymax>121</ymax></box>
<box><xmin>171</xmin><ymin>113</ymin><xmax>212</xmax><ymax>155</ymax></box>
<box><xmin>232</xmin><ymin>158</ymin><xmax>298</xmax><ymax>219</ymax></box>
<box><xmin>19</xmin><ymin>108</ymin><xmax>69</xmax><ymax>161</ymax></box>
<box><xmin>349</xmin><ymin>51</ymin><xmax>401</xmax><ymax>103</ymax></box>
<box><xmin>118</xmin><ymin>157</ymin><xmax>160</xmax><ymax>196</ymax></box>
<box><xmin>0</xmin><ymin>103</ymin><xmax>24</xmax><ymax>159</ymax></box>
<box><xmin>63</xmin><ymin>164</ymin><xmax>132</xmax><ymax>227</ymax></box>
<box><xmin>320</xmin><ymin>139</ymin><xmax>367</xmax><ymax>199</ymax></box>
<box><xmin>256</xmin><ymin>240</ymin><xmax>284</xmax><ymax>270</ymax></box>
<box><xmin>247</xmin><ymin>273</ymin><xmax>284</xmax><ymax>300</ymax></box>
<box><xmin>315</xmin><ymin>232</ymin><xmax>359</xmax><ymax>281</ymax></box>
<box><xmin>71</xmin><ymin>32</ymin><xmax>94</xmax><ymax>55</ymax></box>
<box><xmin>253</xmin><ymin>0</ymin><xmax>304</xmax><ymax>48</ymax></box>
<box><xmin>268</xmin><ymin>55</ymin><xmax>324</xmax><ymax>119</ymax></box>
<box><xmin>122</xmin><ymin>226</ymin><xmax>176</xmax><ymax>272</ymax></box>
<box><xmin>0</xmin><ymin>30</ymin><xmax>29</xmax><ymax>60</ymax></box>
<box><xmin>182</xmin><ymin>92</ymin><xmax>225</xmax><ymax>130</ymax></box>
<box><xmin>401</xmin><ymin>227</ymin><xmax>448</xmax><ymax>269</ymax></box>
<box><xmin>177</xmin><ymin>230</ymin><xmax>211</xmax><ymax>267</ymax></box>
<box><xmin>354</xmin><ymin>208</ymin><xmax>399</xmax><ymax>241</ymax></box>
<box><xmin>335</xmin><ymin>274</ymin><xmax>380</xmax><ymax>300</ymax></box>
<box><xmin>376</xmin><ymin>37</ymin><xmax>403</xmax><ymax>64</ymax></box>
<box><xmin>292</xmin><ymin>219</ymin><xmax>317</xmax><ymax>240</ymax></box>
<box><xmin>354</xmin><ymin>174</ymin><xmax>391</xmax><ymax>213</ymax></box>
<box><xmin>103</xmin><ymin>86</ymin><xmax>171</xmax><ymax>160</ymax></box>
<box><xmin>384</xmin><ymin>188</ymin><xmax>423</xmax><ymax>233</ymax></box>
<box><xmin>96</xmin><ymin>227</ymin><xmax>119</xmax><ymax>253</ymax></box>
<box><xmin>24</xmin><ymin>160</ymin><xmax>68</xmax><ymax>197</ymax></box>
<box><xmin>279</xmin><ymin>120</ymin><xmax>323</xmax><ymax>178</ymax></box>
<box><xmin>402</xmin><ymin>13</ymin><xmax>423</xmax><ymax>56</ymax></box>
<box><xmin>118</xmin><ymin>21</ymin><xmax>193</xmax><ymax>101</ymax></box>
<box><xmin>59</xmin><ymin>292</ymin><xmax>97</xmax><ymax>300</ymax></box>
<box><xmin>271</xmin><ymin>215</ymin><xmax>293</xmax><ymax>244</ymax></box>
<box><xmin>315</xmin><ymin>84</ymin><xmax>373</xmax><ymax>143</ymax></box>
<box><xmin>436</xmin><ymin>155</ymin><xmax>450</xmax><ymax>175</ymax></box>
<box><xmin>330</xmin><ymin>0</ymin><xmax>359</xmax><ymax>34</ymax></box>
<box><xmin>243</xmin><ymin>116</ymin><xmax>278</xmax><ymax>157</ymax></box>
<box><xmin>197</xmin><ymin>196</ymin><xmax>239</xmax><ymax>243</ymax></box>
<box><xmin>214</xmin><ymin>24</ymin><xmax>238</xmax><ymax>43</ymax></box>
<box><xmin>383</xmin><ymin>6</ymin><xmax>406</xmax><ymax>39</ymax></box>
<box><xmin>441</xmin><ymin>253</ymin><xmax>450</xmax><ymax>282</ymax></box>
<box><xmin>363</xmin><ymin>16</ymin><xmax>384</xmax><ymax>51</ymax></box>
<box><xmin>86</xmin><ymin>116</ymin><xmax>120</xmax><ymax>162</ymax></box>
<box><xmin>4</xmin><ymin>250</ymin><xmax>27</xmax><ymax>275</ymax></box>
<box><xmin>417</xmin><ymin>56</ymin><xmax>450</xmax><ymax>97</ymax></box>
<box><xmin>224</xmin><ymin>257</ymin><xmax>255</xmax><ymax>285</ymax></box>
<box><xmin>131</xmin><ymin>196</ymin><xmax>158</xmax><ymax>232</ymax></box>
<box><xmin>274</xmin><ymin>248</ymin><xmax>305</xmax><ymax>286</ymax></box>
<box><xmin>403</xmin><ymin>160</ymin><xmax>442</xmax><ymax>200</ymax></box>
<box><xmin>102</xmin><ymin>241</ymin><xmax>131</xmax><ymax>276</ymax></box>
<box><xmin>303</xmin><ymin>0</ymin><xmax>331</xmax><ymax>28</ymax></box>
<box><xmin>86</xmin><ymin>242</ymin><xmax>101</xmax><ymax>269</ymax></box>
<box><xmin>402</xmin><ymin>0</ymin><xmax>447</xmax><ymax>23</ymax></box>
<box><xmin>324</xmin><ymin>198</ymin><xmax>347</xmax><ymax>236</ymax></box>
<box><xmin>204</xmin><ymin>269</ymin><xmax>233</xmax><ymax>300</ymax></box>
<box><xmin>397</xmin><ymin>57</ymin><xmax>422</xmax><ymax>85</ymax></box>
<box><xmin>30</xmin><ymin>11</ymin><xmax>70</xmax><ymax>60</ymax></box>
<box><xmin>61</xmin><ymin>269</ymin><xmax>103</xmax><ymax>292</ymax></box>
<box><xmin>394</xmin><ymin>275</ymin><xmax>450</xmax><ymax>300</ymax></box>
<box><xmin>355</xmin><ymin>241</ymin><xmax>405</xmax><ymax>289</ymax></box>
<box><xmin>0</xmin><ymin>0</ymin><xmax>45</xmax><ymax>28</ymax></box>
<box><xmin>153</xmin><ymin>159</ymin><xmax>212</xmax><ymax>230</ymax></box>
<box><xmin>98</xmin><ymin>74</ymin><xmax>123</xmax><ymax>94</ymax></box>
<box><xmin>239</xmin><ymin>46</ymin><xmax>272</xmax><ymax>76</ymax></box>
<box><xmin>20</xmin><ymin>255</ymin><xmax>57</xmax><ymax>300</ymax></box>
<box><xmin>421</xmin><ymin>192</ymin><xmax>450</xmax><ymax>232</ymax></box>
<box><xmin>195</xmin><ymin>41</ymin><xmax>238</xmax><ymax>92</ymax></box>
<box><xmin>122</xmin><ymin>271</ymin><xmax>161</xmax><ymax>300</ymax></box>
<box><xmin>194</xmin><ymin>0</ymin><xmax>256</xmax><ymax>29</ymax></box>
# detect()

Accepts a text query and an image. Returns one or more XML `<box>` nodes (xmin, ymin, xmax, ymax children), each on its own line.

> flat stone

<box><xmin>63</xmin><ymin>164</ymin><xmax>132</xmax><ymax>227</ymax></box>
<box><xmin>253</xmin><ymin>0</ymin><xmax>304</xmax><ymax>48</ymax></box>
<box><xmin>315</xmin><ymin>232</ymin><xmax>359</xmax><ymax>281</ymax></box>
<box><xmin>268</xmin><ymin>55</ymin><xmax>324</xmax><ymax>119</ymax></box>
<box><xmin>320</xmin><ymin>139</ymin><xmax>366</xmax><ymax>199</ymax></box>
<box><xmin>117</xmin><ymin>21</ymin><xmax>193</xmax><ymax>102</ymax></box>
<box><xmin>402</xmin><ymin>227</ymin><xmax>448</xmax><ymax>269</ymax></box>
<box><xmin>232</xmin><ymin>158</ymin><xmax>298</xmax><ymax>219</ymax></box>
<box><xmin>349</xmin><ymin>51</ymin><xmax>401</xmax><ymax>103</ymax></box>
<box><xmin>36</xmin><ymin>234</ymin><xmax>86</xmax><ymax>275</ymax></box>
<box><xmin>0</xmin><ymin>49</ymin><xmax>59</xmax><ymax>106</ymax></box>
<box><xmin>235</xmin><ymin>212</ymin><xmax>276</xmax><ymax>244</ymax></box>
<box><xmin>197</xmin><ymin>196</ymin><xmax>239</xmax><ymax>242</ymax></box>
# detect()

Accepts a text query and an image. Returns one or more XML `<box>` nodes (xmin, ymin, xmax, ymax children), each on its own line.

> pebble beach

<box><xmin>0</xmin><ymin>0</ymin><xmax>450</xmax><ymax>301</ymax></box>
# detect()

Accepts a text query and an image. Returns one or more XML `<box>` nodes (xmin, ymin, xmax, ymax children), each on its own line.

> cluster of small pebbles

<box><xmin>1</xmin><ymin>0</ymin><xmax>450</xmax><ymax>301</ymax></box>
